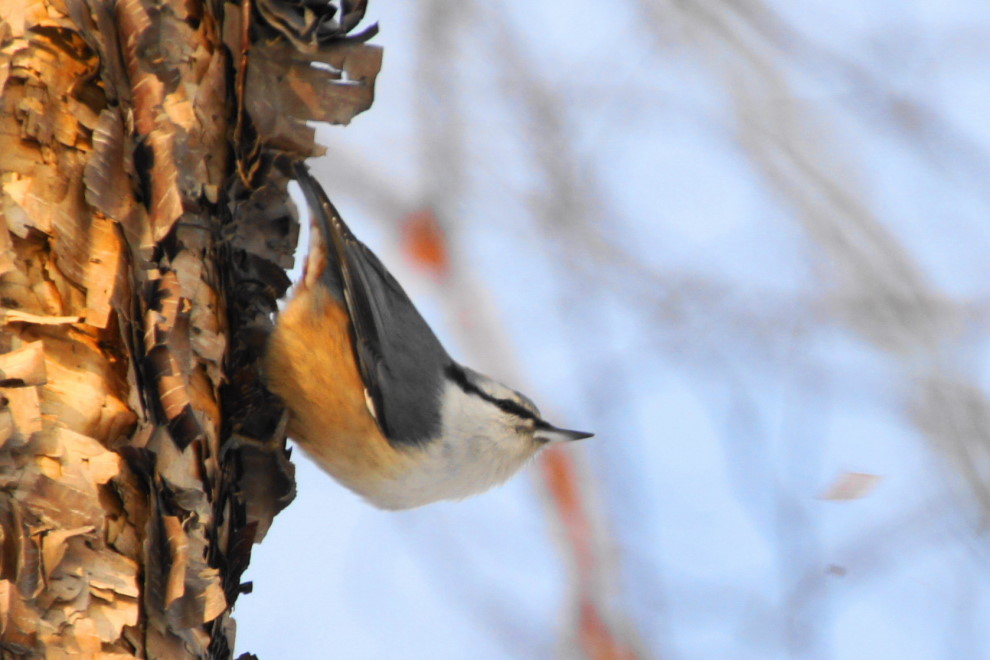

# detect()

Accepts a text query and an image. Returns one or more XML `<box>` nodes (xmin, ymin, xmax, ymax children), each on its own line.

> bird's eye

<box><xmin>515</xmin><ymin>424</ymin><xmax>529</xmax><ymax>435</ymax></box>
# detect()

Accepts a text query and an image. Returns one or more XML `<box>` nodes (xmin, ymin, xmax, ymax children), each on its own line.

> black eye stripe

<box><xmin>446</xmin><ymin>364</ymin><xmax>537</xmax><ymax>421</ymax></box>
<box><xmin>495</xmin><ymin>398</ymin><xmax>537</xmax><ymax>421</ymax></box>
<box><xmin>446</xmin><ymin>363</ymin><xmax>479</xmax><ymax>396</ymax></box>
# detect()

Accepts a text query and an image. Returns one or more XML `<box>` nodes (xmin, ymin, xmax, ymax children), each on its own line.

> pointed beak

<box><xmin>535</xmin><ymin>423</ymin><xmax>594</xmax><ymax>443</ymax></box>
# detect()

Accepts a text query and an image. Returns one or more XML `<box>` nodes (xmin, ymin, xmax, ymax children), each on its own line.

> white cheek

<box><xmin>373</xmin><ymin>382</ymin><xmax>540</xmax><ymax>508</ymax></box>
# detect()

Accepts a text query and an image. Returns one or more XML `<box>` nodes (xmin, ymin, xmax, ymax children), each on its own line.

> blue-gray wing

<box><xmin>293</xmin><ymin>164</ymin><xmax>447</xmax><ymax>446</ymax></box>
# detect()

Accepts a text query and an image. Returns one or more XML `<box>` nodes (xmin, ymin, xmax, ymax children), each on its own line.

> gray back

<box><xmin>296</xmin><ymin>166</ymin><xmax>449</xmax><ymax>446</ymax></box>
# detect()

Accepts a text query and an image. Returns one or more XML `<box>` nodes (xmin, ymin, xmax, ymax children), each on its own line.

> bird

<box><xmin>263</xmin><ymin>164</ymin><xmax>593</xmax><ymax>510</ymax></box>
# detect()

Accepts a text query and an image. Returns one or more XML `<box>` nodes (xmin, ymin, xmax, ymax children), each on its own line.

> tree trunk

<box><xmin>0</xmin><ymin>0</ymin><xmax>379</xmax><ymax>656</ymax></box>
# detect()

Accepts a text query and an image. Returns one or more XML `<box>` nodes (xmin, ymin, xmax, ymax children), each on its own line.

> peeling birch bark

<box><xmin>0</xmin><ymin>0</ymin><xmax>380</xmax><ymax>656</ymax></box>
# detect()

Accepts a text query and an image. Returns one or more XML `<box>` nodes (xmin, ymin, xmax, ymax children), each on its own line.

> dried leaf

<box><xmin>402</xmin><ymin>208</ymin><xmax>448</xmax><ymax>274</ymax></box>
<box><xmin>819</xmin><ymin>471</ymin><xmax>883</xmax><ymax>500</ymax></box>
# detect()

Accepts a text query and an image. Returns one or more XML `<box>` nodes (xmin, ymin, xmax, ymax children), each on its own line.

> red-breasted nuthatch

<box><xmin>264</xmin><ymin>165</ymin><xmax>593</xmax><ymax>510</ymax></box>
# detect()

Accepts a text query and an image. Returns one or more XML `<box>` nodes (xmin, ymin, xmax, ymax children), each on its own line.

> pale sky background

<box><xmin>236</xmin><ymin>2</ymin><xmax>990</xmax><ymax>658</ymax></box>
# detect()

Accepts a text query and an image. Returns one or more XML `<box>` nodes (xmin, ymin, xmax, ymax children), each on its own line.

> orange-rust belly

<box><xmin>264</xmin><ymin>287</ymin><xmax>409</xmax><ymax>493</ymax></box>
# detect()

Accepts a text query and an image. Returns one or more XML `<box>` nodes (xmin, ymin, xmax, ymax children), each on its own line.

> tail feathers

<box><xmin>293</xmin><ymin>163</ymin><xmax>351</xmax><ymax>293</ymax></box>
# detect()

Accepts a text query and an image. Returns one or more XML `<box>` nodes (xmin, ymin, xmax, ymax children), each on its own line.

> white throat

<box><xmin>364</xmin><ymin>379</ymin><xmax>541</xmax><ymax>510</ymax></box>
